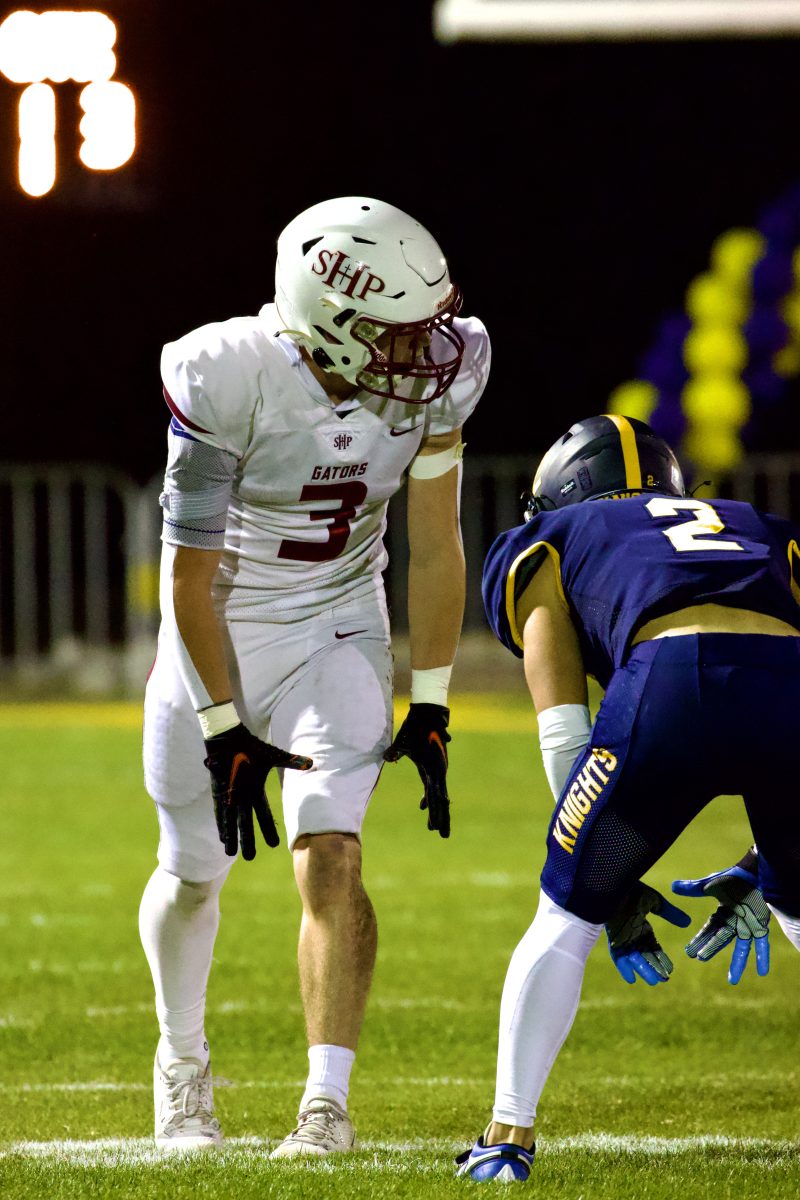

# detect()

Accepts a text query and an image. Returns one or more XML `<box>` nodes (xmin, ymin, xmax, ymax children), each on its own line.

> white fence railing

<box><xmin>1</xmin><ymin>454</ymin><xmax>799</xmax><ymax>692</ymax></box>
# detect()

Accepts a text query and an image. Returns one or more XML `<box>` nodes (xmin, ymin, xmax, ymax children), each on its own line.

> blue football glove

<box><xmin>605</xmin><ymin>882</ymin><xmax>692</xmax><ymax>986</ymax></box>
<box><xmin>672</xmin><ymin>850</ymin><xmax>770</xmax><ymax>985</ymax></box>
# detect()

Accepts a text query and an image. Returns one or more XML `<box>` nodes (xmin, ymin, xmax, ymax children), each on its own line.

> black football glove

<box><xmin>383</xmin><ymin>703</ymin><xmax>451</xmax><ymax>838</ymax></box>
<box><xmin>605</xmin><ymin>881</ymin><xmax>692</xmax><ymax>985</ymax></box>
<box><xmin>203</xmin><ymin>723</ymin><xmax>313</xmax><ymax>860</ymax></box>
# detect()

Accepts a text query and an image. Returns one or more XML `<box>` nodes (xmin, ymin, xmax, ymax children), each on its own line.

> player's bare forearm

<box><xmin>171</xmin><ymin>545</ymin><xmax>233</xmax><ymax>704</ymax></box>
<box><xmin>406</xmin><ymin>443</ymin><xmax>465</xmax><ymax>670</ymax></box>
<box><xmin>408</xmin><ymin>538</ymin><xmax>466</xmax><ymax>668</ymax></box>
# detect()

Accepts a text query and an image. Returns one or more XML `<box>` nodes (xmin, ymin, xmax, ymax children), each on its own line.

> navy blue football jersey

<box><xmin>482</xmin><ymin>494</ymin><xmax>800</xmax><ymax>686</ymax></box>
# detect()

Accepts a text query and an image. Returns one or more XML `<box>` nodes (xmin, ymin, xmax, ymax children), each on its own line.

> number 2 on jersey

<box><xmin>278</xmin><ymin>482</ymin><xmax>368</xmax><ymax>563</ymax></box>
<box><xmin>645</xmin><ymin>497</ymin><xmax>744</xmax><ymax>552</ymax></box>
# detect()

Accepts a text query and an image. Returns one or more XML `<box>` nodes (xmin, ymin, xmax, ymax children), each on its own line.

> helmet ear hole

<box><xmin>332</xmin><ymin>308</ymin><xmax>357</xmax><ymax>328</ymax></box>
<box><xmin>312</xmin><ymin>324</ymin><xmax>343</xmax><ymax>345</ymax></box>
<box><xmin>312</xmin><ymin>347</ymin><xmax>335</xmax><ymax>370</ymax></box>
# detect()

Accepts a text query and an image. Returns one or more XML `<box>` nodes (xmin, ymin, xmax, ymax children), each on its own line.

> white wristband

<box><xmin>197</xmin><ymin>700</ymin><xmax>240</xmax><ymax>739</ymax></box>
<box><xmin>537</xmin><ymin>703</ymin><xmax>591</xmax><ymax>800</ymax></box>
<box><xmin>411</xmin><ymin>666</ymin><xmax>452</xmax><ymax>706</ymax></box>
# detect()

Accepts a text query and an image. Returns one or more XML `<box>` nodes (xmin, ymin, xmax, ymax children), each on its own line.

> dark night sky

<box><xmin>2</xmin><ymin>1</ymin><xmax>800</xmax><ymax>482</ymax></box>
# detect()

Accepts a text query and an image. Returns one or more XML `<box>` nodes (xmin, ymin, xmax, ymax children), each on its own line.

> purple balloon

<box><xmin>654</xmin><ymin>313</ymin><xmax>692</xmax><ymax>351</ymax></box>
<box><xmin>743</xmin><ymin>363</ymin><xmax>786</xmax><ymax>405</ymax></box>
<box><xmin>756</xmin><ymin>203</ymin><xmax>800</xmax><ymax>248</ymax></box>
<box><xmin>649</xmin><ymin>394</ymin><xmax>686</xmax><ymax>446</ymax></box>
<box><xmin>752</xmin><ymin>251</ymin><xmax>794</xmax><ymax>303</ymax></box>
<box><xmin>639</xmin><ymin>347</ymin><xmax>689</xmax><ymax>391</ymax></box>
<box><xmin>744</xmin><ymin>307</ymin><xmax>789</xmax><ymax>357</ymax></box>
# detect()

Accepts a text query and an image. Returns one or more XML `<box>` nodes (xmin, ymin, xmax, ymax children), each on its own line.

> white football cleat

<box><xmin>153</xmin><ymin>1053</ymin><xmax>223</xmax><ymax>1152</ymax></box>
<box><xmin>269</xmin><ymin>1097</ymin><xmax>356</xmax><ymax>1158</ymax></box>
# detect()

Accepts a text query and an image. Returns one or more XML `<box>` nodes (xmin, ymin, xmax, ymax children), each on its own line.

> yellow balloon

<box><xmin>685</xmin><ymin>274</ymin><xmax>747</xmax><ymax>325</ymax></box>
<box><xmin>710</xmin><ymin>229</ymin><xmax>765</xmax><ymax>285</ymax></box>
<box><xmin>773</xmin><ymin>344</ymin><xmax>800</xmax><ymax>379</ymax></box>
<box><xmin>681</xmin><ymin>374</ymin><xmax>751</xmax><ymax>427</ymax></box>
<box><xmin>683</xmin><ymin>325</ymin><xmax>748</xmax><ymax>374</ymax></box>
<box><xmin>682</xmin><ymin>425</ymin><xmax>744</xmax><ymax>475</ymax></box>
<box><xmin>781</xmin><ymin>289</ymin><xmax>800</xmax><ymax>337</ymax></box>
<box><xmin>607</xmin><ymin>379</ymin><xmax>658</xmax><ymax>423</ymax></box>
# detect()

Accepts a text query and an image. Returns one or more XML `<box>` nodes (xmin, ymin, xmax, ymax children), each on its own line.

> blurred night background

<box><xmin>4</xmin><ymin>0</ymin><xmax>800</xmax><ymax>476</ymax></box>
<box><xmin>2</xmin><ymin>0</ymin><xmax>800</xmax><ymax>681</ymax></box>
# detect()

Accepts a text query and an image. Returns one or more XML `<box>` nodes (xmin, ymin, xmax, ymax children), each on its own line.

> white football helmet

<box><xmin>274</xmin><ymin>196</ymin><xmax>465</xmax><ymax>403</ymax></box>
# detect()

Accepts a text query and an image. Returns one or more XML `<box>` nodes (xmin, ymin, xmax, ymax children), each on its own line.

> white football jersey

<box><xmin>160</xmin><ymin>302</ymin><xmax>490</xmax><ymax>621</ymax></box>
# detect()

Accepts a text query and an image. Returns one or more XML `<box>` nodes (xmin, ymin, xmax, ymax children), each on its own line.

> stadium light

<box><xmin>79</xmin><ymin>81</ymin><xmax>135</xmax><ymax>169</ymax></box>
<box><xmin>433</xmin><ymin>0</ymin><xmax>800</xmax><ymax>43</ymax></box>
<box><xmin>18</xmin><ymin>80</ymin><xmax>55</xmax><ymax>197</ymax></box>
<box><xmin>0</xmin><ymin>10</ymin><xmax>136</xmax><ymax>197</ymax></box>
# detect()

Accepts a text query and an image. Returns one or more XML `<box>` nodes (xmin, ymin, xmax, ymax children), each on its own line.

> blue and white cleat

<box><xmin>456</xmin><ymin>1135</ymin><xmax>535</xmax><ymax>1182</ymax></box>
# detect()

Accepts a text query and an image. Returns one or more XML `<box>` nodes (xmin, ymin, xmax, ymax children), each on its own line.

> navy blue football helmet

<box><xmin>524</xmin><ymin>414</ymin><xmax>686</xmax><ymax>520</ymax></box>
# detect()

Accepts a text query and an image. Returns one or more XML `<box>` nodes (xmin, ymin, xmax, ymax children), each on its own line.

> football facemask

<box><xmin>349</xmin><ymin>289</ymin><xmax>464</xmax><ymax>402</ymax></box>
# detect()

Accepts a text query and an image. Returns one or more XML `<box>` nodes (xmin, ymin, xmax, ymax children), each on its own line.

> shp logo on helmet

<box><xmin>312</xmin><ymin>249</ymin><xmax>386</xmax><ymax>301</ymax></box>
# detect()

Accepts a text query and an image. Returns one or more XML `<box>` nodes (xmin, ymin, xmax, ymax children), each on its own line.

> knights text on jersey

<box><xmin>159</xmin><ymin>303</ymin><xmax>490</xmax><ymax>620</ymax></box>
<box><xmin>482</xmin><ymin>494</ymin><xmax>800</xmax><ymax>685</ymax></box>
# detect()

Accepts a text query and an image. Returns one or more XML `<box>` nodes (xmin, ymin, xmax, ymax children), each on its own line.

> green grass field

<box><xmin>0</xmin><ymin>693</ymin><xmax>798</xmax><ymax>1198</ymax></box>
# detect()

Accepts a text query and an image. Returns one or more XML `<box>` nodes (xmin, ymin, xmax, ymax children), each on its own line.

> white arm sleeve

<box><xmin>537</xmin><ymin>704</ymin><xmax>592</xmax><ymax>800</ymax></box>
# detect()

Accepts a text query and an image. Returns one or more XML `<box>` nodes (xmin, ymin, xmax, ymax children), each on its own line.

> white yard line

<box><xmin>81</xmin><ymin>994</ymin><xmax>776</xmax><ymax>1020</ymax></box>
<box><xmin>1</xmin><ymin>1133</ymin><xmax>796</xmax><ymax>1166</ymax></box>
<box><xmin>0</xmin><ymin>1077</ymin><xmax>482</xmax><ymax>1094</ymax></box>
<box><xmin>0</xmin><ymin>1068</ymin><xmax>793</xmax><ymax>1095</ymax></box>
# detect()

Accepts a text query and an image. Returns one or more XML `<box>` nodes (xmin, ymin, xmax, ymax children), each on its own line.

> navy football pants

<box><xmin>540</xmin><ymin>634</ymin><xmax>800</xmax><ymax>923</ymax></box>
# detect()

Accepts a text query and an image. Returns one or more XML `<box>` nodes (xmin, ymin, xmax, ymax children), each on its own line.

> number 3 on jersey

<box><xmin>278</xmin><ymin>482</ymin><xmax>368</xmax><ymax>562</ymax></box>
<box><xmin>645</xmin><ymin>497</ymin><xmax>744</xmax><ymax>552</ymax></box>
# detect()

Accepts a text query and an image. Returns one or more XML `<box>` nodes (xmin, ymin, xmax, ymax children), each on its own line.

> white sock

<box><xmin>300</xmin><ymin>1044</ymin><xmax>355</xmax><ymax>1112</ymax></box>
<box><xmin>492</xmin><ymin>890</ymin><xmax>602</xmax><ymax>1127</ymax></box>
<box><xmin>138</xmin><ymin>865</ymin><xmax>229</xmax><ymax>1068</ymax></box>
<box><xmin>769</xmin><ymin>903</ymin><xmax>800</xmax><ymax>952</ymax></box>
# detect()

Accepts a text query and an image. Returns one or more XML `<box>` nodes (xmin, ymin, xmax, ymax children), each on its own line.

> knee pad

<box><xmin>156</xmin><ymin>865</ymin><xmax>230</xmax><ymax>910</ymax></box>
<box><xmin>529</xmin><ymin>890</ymin><xmax>603</xmax><ymax>964</ymax></box>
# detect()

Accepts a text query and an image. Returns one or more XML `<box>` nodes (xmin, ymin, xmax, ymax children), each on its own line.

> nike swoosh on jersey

<box><xmin>334</xmin><ymin>629</ymin><xmax>369</xmax><ymax>640</ymax></box>
<box><xmin>389</xmin><ymin>425</ymin><xmax>421</xmax><ymax>437</ymax></box>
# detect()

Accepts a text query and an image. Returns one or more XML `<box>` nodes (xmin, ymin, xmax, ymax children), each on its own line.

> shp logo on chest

<box><xmin>312</xmin><ymin>250</ymin><xmax>386</xmax><ymax>301</ymax></box>
<box><xmin>320</xmin><ymin>427</ymin><xmax>365</xmax><ymax>457</ymax></box>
